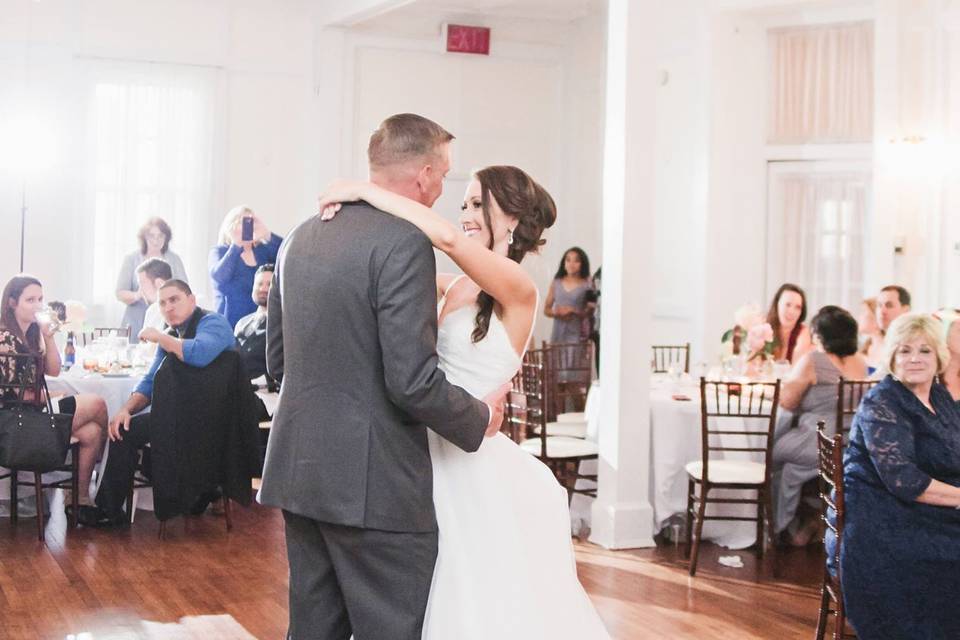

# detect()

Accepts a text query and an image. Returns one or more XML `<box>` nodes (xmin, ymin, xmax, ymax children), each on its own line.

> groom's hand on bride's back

<box><xmin>482</xmin><ymin>382</ymin><xmax>512</xmax><ymax>438</ymax></box>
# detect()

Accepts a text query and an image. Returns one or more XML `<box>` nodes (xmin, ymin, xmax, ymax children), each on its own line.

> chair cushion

<box><xmin>685</xmin><ymin>459</ymin><xmax>765</xmax><ymax>484</ymax></box>
<box><xmin>556</xmin><ymin>412</ymin><xmax>585</xmax><ymax>423</ymax></box>
<box><xmin>520</xmin><ymin>436</ymin><xmax>598</xmax><ymax>459</ymax></box>
<box><xmin>533</xmin><ymin>421</ymin><xmax>588</xmax><ymax>438</ymax></box>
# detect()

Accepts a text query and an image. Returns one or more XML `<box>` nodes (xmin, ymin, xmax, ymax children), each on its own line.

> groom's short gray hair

<box><xmin>368</xmin><ymin>113</ymin><xmax>454</xmax><ymax>170</ymax></box>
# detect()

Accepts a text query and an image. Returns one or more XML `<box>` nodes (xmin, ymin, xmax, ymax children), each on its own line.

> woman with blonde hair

<box><xmin>208</xmin><ymin>205</ymin><xmax>283</xmax><ymax>327</ymax></box>
<box><xmin>828</xmin><ymin>313</ymin><xmax>960</xmax><ymax>639</ymax></box>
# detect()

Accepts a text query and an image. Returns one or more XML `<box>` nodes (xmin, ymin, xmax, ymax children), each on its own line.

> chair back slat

<box><xmin>0</xmin><ymin>353</ymin><xmax>45</xmax><ymax>409</ymax></box>
<box><xmin>82</xmin><ymin>327</ymin><xmax>132</xmax><ymax>346</ymax></box>
<box><xmin>698</xmin><ymin>378</ymin><xmax>780</xmax><ymax>483</ymax></box>
<box><xmin>651</xmin><ymin>343</ymin><xmax>690</xmax><ymax>373</ymax></box>
<box><xmin>836</xmin><ymin>378</ymin><xmax>879</xmax><ymax>437</ymax></box>
<box><xmin>505</xmin><ymin>349</ymin><xmax>548</xmax><ymax>453</ymax></box>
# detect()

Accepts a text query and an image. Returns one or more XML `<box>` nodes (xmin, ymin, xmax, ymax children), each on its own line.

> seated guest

<box><xmin>772</xmin><ymin>306</ymin><xmax>867</xmax><ymax>544</ymax></box>
<box><xmin>936</xmin><ymin>309</ymin><xmax>960</xmax><ymax>401</ymax></box>
<box><xmin>136</xmin><ymin>258</ymin><xmax>173</xmax><ymax>332</ymax></box>
<box><xmin>0</xmin><ymin>275</ymin><xmax>107</xmax><ymax>520</ymax></box>
<box><xmin>87</xmin><ymin>279</ymin><xmax>236</xmax><ymax>527</ymax></box>
<box><xmin>765</xmin><ymin>283</ymin><xmax>812</xmax><ymax>364</ymax></box>
<box><xmin>234</xmin><ymin>263</ymin><xmax>276</xmax><ymax>389</ymax></box>
<box><xmin>827</xmin><ymin>314</ymin><xmax>960</xmax><ymax>639</ymax></box>
<box><xmin>876</xmin><ymin>284</ymin><xmax>911</xmax><ymax>334</ymax></box>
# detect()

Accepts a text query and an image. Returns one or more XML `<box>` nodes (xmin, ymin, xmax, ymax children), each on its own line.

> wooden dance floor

<box><xmin>0</xmin><ymin>496</ymin><xmax>822</xmax><ymax>639</ymax></box>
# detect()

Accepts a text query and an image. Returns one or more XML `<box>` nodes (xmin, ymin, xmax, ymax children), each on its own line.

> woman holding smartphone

<box><xmin>209</xmin><ymin>205</ymin><xmax>283</xmax><ymax>328</ymax></box>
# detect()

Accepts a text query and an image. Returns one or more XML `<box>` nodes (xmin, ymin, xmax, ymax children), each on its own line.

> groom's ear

<box><xmin>414</xmin><ymin>163</ymin><xmax>432</xmax><ymax>193</ymax></box>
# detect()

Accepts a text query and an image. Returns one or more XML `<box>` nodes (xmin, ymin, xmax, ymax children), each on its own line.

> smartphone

<box><xmin>241</xmin><ymin>215</ymin><xmax>254</xmax><ymax>242</ymax></box>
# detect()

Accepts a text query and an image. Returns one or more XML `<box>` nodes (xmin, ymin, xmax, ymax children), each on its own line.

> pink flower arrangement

<box><xmin>747</xmin><ymin>322</ymin><xmax>775</xmax><ymax>355</ymax></box>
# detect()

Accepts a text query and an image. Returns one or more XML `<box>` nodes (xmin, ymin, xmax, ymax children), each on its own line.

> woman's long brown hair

<box><xmin>0</xmin><ymin>275</ymin><xmax>43</xmax><ymax>354</ymax></box>
<box><xmin>471</xmin><ymin>166</ymin><xmax>557</xmax><ymax>343</ymax></box>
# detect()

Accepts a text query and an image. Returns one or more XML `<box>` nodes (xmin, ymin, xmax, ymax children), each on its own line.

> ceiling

<box><xmin>344</xmin><ymin>0</ymin><xmax>604</xmax><ymax>46</ymax></box>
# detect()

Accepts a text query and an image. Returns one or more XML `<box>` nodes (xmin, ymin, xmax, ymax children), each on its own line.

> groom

<box><xmin>258</xmin><ymin>113</ymin><xmax>508</xmax><ymax>640</ymax></box>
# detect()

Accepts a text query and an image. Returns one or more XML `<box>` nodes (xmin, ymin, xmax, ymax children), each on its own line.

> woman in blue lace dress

<box><xmin>828</xmin><ymin>313</ymin><xmax>960</xmax><ymax>639</ymax></box>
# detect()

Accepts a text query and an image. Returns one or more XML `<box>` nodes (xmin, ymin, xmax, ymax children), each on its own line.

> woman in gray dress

<box><xmin>115</xmin><ymin>217</ymin><xmax>188</xmax><ymax>340</ymax></box>
<box><xmin>772</xmin><ymin>305</ymin><xmax>867</xmax><ymax>545</ymax></box>
<box><xmin>543</xmin><ymin>247</ymin><xmax>594</xmax><ymax>344</ymax></box>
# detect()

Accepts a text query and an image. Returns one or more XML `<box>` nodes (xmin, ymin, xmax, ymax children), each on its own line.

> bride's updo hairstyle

<box><xmin>472</xmin><ymin>165</ymin><xmax>557</xmax><ymax>343</ymax></box>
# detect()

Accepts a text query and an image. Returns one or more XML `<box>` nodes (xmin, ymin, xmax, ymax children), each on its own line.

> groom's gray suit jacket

<box><xmin>257</xmin><ymin>202</ymin><xmax>489</xmax><ymax>533</ymax></box>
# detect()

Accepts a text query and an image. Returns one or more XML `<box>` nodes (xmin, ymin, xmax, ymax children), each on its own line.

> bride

<box><xmin>319</xmin><ymin>165</ymin><xmax>610</xmax><ymax>639</ymax></box>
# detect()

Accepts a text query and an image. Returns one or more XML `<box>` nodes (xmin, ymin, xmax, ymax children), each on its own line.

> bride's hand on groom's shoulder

<box><xmin>318</xmin><ymin>179</ymin><xmax>368</xmax><ymax>220</ymax></box>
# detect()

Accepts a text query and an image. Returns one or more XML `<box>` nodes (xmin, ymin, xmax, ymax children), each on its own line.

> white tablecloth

<box><xmin>46</xmin><ymin>368</ymin><xmax>143</xmax><ymax>416</ymax></box>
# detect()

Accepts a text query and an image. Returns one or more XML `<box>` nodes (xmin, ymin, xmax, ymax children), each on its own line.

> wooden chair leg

<box><xmin>223</xmin><ymin>495</ymin><xmax>233</xmax><ymax>532</ymax></box>
<box><xmin>70</xmin><ymin>444</ymin><xmax>79</xmax><ymax>529</ymax></box>
<box><xmin>684</xmin><ymin>478</ymin><xmax>695</xmax><ymax>559</ymax></box>
<box><xmin>10</xmin><ymin>469</ymin><xmax>18</xmax><ymax>523</ymax></box>
<box><xmin>126</xmin><ymin>480</ymin><xmax>136</xmax><ymax>524</ymax></box>
<box><xmin>814</xmin><ymin>578</ymin><xmax>830</xmax><ymax>640</ymax></box>
<box><xmin>34</xmin><ymin>473</ymin><xmax>45</xmax><ymax>542</ymax></box>
<box><xmin>689</xmin><ymin>482</ymin><xmax>709</xmax><ymax>576</ymax></box>
<box><xmin>755</xmin><ymin>488</ymin><xmax>765</xmax><ymax>559</ymax></box>
<box><xmin>834</xmin><ymin>595</ymin><xmax>846</xmax><ymax>640</ymax></box>
<box><xmin>764</xmin><ymin>492</ymin><xmax>777</xmax><ymax>576</ymax></box>
<box><xmin>158</xmin><ymin>520</ymin><xmax>167</xmax><ymax>540</ymax></box>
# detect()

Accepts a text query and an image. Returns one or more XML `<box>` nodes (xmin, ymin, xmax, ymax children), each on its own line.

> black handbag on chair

<box><xmin>0</xmin><ymin>354</ymin><xmax>73</xmax><ymax>473</ymax></box>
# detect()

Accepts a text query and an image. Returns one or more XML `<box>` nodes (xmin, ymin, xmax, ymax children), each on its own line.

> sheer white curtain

<box><xmin>86</xmin><ymin>61</ymin><xmax>218</xmax><ymax>314</ymax></box>
<box><xmin>768</xmin><ymin>22</ymin><xmax>874</xmax><ymax>144</ymax></box>
<box><xmin>767</xmin><ymin>163</ymin><xmax>871</xmax><ymax>311</ymax></box>
<box><xmin>942</xmin><ymin>31</ymin><xmax>960</xmax><ymax>307</ymax></box>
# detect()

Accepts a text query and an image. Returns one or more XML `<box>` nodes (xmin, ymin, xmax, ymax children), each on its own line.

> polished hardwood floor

<box><xmin>0</xmin><ymin>495</ymin><xmax>824</xmax><ymax>639</ymax></box>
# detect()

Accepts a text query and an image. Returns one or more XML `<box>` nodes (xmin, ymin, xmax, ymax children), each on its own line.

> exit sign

<box><xmin>446</xmin><ymin>24</ymin><xmax>490</xmax><ymax>55</ymax></box>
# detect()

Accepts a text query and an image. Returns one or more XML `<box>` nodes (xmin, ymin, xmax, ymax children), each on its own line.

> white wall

<box><xmin>314</xmin><ymin>16</ymin><xmax>607</xmax><ymax>344</ymax></box>
<box><xmin>0</xmin><ymin>0</ymin><xmax>317</xmax><ymax>322</ymax></box>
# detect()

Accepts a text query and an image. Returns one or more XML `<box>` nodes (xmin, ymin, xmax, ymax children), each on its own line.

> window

<box><xmin>766</xmin><ymin>161</ymin><xmax>871</xmax><ymax>311</ymax></box>
<box><xmin>87</xmin><ymin>62</ymin><xmax>217</xmax><ymax>309</ymax></box>
<box><xmin>768</xmin><ymin>22</ymin><xmax>874</xmax><ymax>144</ymax></box>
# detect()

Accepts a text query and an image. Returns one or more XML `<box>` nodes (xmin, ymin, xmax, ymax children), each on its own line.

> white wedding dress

<box><xmin>422</xmin><ymin>281</ymin><xmax>610</xmax><ymax>639</ymax></box>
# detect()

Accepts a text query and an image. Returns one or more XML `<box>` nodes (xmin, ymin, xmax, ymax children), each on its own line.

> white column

<box><xmin>589</xmin><ymin>0</ymin><xmax>658</xmax><ymax>550</ymax></box>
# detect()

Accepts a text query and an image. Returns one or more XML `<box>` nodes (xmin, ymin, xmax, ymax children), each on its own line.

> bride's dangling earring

<box><xmin>507</xmin><ymin>228</ymin><xmax>515</xmax><ymax>245</ymax></box>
